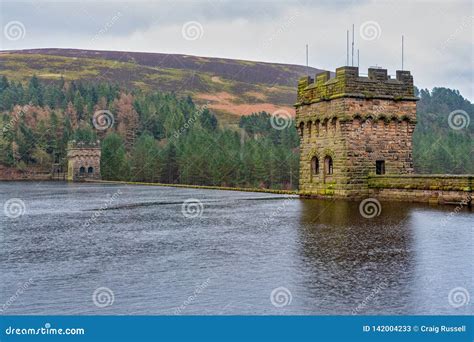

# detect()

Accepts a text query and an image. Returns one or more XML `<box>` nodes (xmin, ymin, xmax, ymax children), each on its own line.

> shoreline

<box><xmin>86</xmin><ymin>179</ymin><xmax>299</xmax><ymax>195</ymax></box>
<box><xmin>0</xmin><ymin>178</ymin><xmax>297</xmax><ymax>195</ymax></box>
<box><xmin>2</xmin><ymin>179</ymin><xmax>471</xmax><ymax>207</ymax></box>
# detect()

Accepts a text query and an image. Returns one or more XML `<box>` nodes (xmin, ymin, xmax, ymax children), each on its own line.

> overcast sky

<box><xmin>1</xmin><ymin>0</ymin><xmax>473</xmax><ymax>100</ymax></box>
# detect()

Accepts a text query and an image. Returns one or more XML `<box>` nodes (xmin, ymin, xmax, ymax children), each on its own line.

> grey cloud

<box><xmin>0</xmin><ymin>0</ymin><xmax>472</xmax><ymax>100</ymax></box>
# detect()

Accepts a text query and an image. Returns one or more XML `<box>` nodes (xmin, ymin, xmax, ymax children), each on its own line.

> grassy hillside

<box><xmin>0</xmin><ymin>49</ymin><xmax>325</xmax><ymax>126</ymax></box>
<box><xmin>0</xmin><ymin>48</ymin><xmax>472</xmax><ymax>179</ymax></box>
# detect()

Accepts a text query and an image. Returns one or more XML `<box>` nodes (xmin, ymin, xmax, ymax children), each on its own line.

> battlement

<box><xmin>67</xmin><ymin>140</ymin><xmax>101</xmax><ymax>150</ymax></box>
<box><xmin>296</xmin><ymin>66</ymin><xmax>417</xmax><ymax>104</ymax></box>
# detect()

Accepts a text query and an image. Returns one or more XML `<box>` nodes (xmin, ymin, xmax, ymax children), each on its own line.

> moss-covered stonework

<box><xmin>367</xmin><ymin>174</ymin><xmax>472</xmax><ymax>204</ymax></box>
<box><xmin>296</xmin><ymin>67</ymin><xmax>416</xmax><ymax>105</ymax></box>
<box><xmin>295</xmin><ymin>66</ymin><xmax>472</xmax><ymax>205</ymax></box>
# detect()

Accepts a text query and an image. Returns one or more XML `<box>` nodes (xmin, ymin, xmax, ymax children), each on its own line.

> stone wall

<box><xmin>298</xmin><ymin>110</ymin><xmax>350</xmax><ymax>197</ymax></box>
<box><xmin>0</xmin><ymin>165</ymin><xmax>53</xmax><ymax>181</ymax></box>
<box><xmin>368</xmin><ymin>174</ymin><xmax>473</xmax><ymax>205</ymax></box>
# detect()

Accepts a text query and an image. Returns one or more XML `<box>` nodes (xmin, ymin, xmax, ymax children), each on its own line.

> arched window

<box><xmin>299</xmin><ymin>122</ymin><xmax>304</xmax><ymax>137</ymax></box>
<box><xmin>311</xmin><ymin>157</ymin><xmax>319</xmax><ymax>175</ymax></box>
<box><xmin>323</xmin><ymin>120</ymin><xmax>328</xmax><ymax>133</ymax></box>
<box><xmin>88</xmin><ymin>166</ymin><xmax>94</xmax><ymax>174</ymax></box>
<box><xmin>315</xmin><ymin>120</ymin><xmax>320</xmax><ymax>136</ymax></box>
<box><xmin>79</xmin><ymin>166</ymin><xmax>85</xmax><ymax>175</ymax></box>
<box><xmin>307</xmin><ymin>121</ymin><xmax>312</xmax><ymax>137</ymax></box>
<box><xmin>325</xmin><ymin>156</ymin><xmax>333</xmax><ymax>175</ymax></box>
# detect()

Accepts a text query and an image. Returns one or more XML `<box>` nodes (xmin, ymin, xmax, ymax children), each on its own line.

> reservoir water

<box><xmin>1</xmin><ymin>182</ymin><xmax>472</xmax><ymax>315</ymax></box>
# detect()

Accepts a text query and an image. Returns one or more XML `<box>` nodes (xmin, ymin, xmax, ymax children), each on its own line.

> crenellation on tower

<box><xmin>367</xmin><ymin>67</ymin><xmax>388</xmax><ymax>81</ymax></box>
<box><xmin>296</xmin><ymin>67</ymin><xmax>417</xmax><ymax>105</ymax></box>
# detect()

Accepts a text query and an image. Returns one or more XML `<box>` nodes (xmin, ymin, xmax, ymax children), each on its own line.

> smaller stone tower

<box><xmin>66</xmin><ymin>140</ymin><xmax>101</xmax><ymax>181</ymax></box>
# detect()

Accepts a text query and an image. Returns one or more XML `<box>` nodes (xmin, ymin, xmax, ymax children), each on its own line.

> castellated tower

<box><xmin>66</xmin><ymin>140</ymin><xmax>101</xmax><ymax>181</ymax></box>
<box><xmin>295</xmin><ymin>66</ymin><xmax>418</xmax><ymax>199</ymax></box>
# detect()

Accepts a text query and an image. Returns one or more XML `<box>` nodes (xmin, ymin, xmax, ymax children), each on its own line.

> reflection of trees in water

<box><xmin>295</xmin><ymin>199</ymin><xmax>417</xmax><ymax>314</ymax></box>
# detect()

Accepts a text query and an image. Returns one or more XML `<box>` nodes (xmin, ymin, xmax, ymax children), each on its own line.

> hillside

<box><xmin>0</xmin><ymin>48</ymin><xmax>325</xmax><ymax>126</ymax></box>
<box><xmin>0</xmin><ymin>49</ymin><xmax>472</xmax><ymax>185</ymax></box>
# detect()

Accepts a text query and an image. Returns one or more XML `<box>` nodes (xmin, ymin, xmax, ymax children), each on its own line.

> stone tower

<box><xmin>66</xmin><ymin>140</ymin><xmax>101</xmax><ymax>181</ymax></box>
<box><xmin>295</xmin><ymin>66</ymin><xmax>418</xmax><ymax>199</ymax></box>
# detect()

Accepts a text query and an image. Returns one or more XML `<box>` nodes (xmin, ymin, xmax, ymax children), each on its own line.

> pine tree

<box><xmin>114</xmin><ymin>92</ymin><xmax>139</xmax><ymax>149</ymax></box>
<box><xmin>101</xmin><ymin>132</ymin><xmax>129</xmax><ymax>180</ymax></box>
<box><xmin>130</xmin><ymin>133</ymin><xmax>161</xmax><ymax>182</ymax></box>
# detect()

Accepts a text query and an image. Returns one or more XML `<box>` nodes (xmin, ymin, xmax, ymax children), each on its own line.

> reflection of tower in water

<box><xmin>294</xmin><ymin>199</ymin><xmax>416</xmax><ymax>314</ymax></box>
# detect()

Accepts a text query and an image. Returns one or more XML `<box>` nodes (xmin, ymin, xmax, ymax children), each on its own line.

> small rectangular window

<box><xmin>376</xmin><ymin>160</ymin><xmax>385</xmax><ymax>175</ymax></box>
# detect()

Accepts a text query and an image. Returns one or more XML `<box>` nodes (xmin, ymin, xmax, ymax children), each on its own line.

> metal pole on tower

<box><xmin>346</xmin><ymin>30</ymin><xmax>349</xmax><ymax>66</ymax></box>
<box><xmin>306</xmin><ymin>44</ymin><xmax>309</xmax><ymax>75</ymax></box>
<box><xmin>351</xmin><ymin>24</ymin><xmax>354</xmax><ymax>66</ymax></box>
<box><xmin>357</xmin><ymin>49</ymin><xmax>360</xmax><ymax>68</ymax></box>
